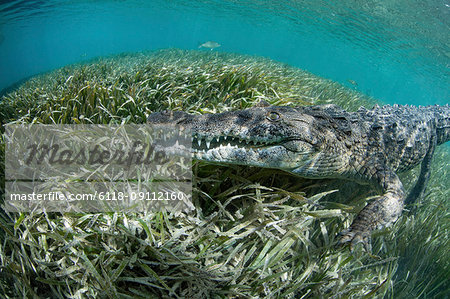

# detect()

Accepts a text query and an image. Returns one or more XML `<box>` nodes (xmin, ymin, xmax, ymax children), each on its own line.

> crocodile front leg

<box><xmin>339</xmin><ymin>170</ymin><xmax>405</xmax><ymax>251</ymax></box>
<box><xmin>405</xmin><ymin>132</ymin><xmax>437</xmax><ymax>206</ymax></box>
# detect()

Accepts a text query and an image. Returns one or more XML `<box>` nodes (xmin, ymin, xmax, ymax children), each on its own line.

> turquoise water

<box><xmin>0</xmin><ymin>0</ymin><xmax>448</xmax><ymax>105</ymax></box>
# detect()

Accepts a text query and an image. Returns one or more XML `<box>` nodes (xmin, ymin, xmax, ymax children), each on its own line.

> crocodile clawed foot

<box><xmin>337</xmin><ymin>228</ymin><xmax>372</xmax><ymax>253</ymax></box>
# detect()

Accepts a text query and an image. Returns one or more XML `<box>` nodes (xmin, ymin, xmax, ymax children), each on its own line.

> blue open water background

<box><xmin>0</xmin><ymin>0</ymin><xmax>448</xmax><ymax>106</ymax></box>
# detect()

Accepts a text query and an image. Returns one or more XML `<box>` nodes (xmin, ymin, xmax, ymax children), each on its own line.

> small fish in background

<box><xmin>198</xmin><ymin>41</ymin><xmax>221</xmax><ymax>50</ymax></box>
<box><xmin>347</xmin><ymin>79</ymin><xmax>358</xmax><ymax>86</ymax></box>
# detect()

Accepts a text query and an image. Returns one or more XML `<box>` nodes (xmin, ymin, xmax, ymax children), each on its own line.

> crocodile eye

<box><xmin>267</xmin><ymin>111</ymin><xmax>280</xmax><ymax>121</ymax></box>
<box><xmin>161</xmin><ymin>110</ymin><xmax>170</xmax><ymax>116</ymax></box>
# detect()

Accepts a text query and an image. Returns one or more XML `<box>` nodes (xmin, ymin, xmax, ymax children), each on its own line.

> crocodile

<box><xmin>147</xmin><ymin>102</ymin><xmax>450</xmax><ymax>250</ymax></box>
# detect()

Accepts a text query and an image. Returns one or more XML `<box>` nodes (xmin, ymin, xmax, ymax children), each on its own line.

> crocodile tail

<box><xmin>436</xmin><ymin>104</ymin><xmax>450</xmax><ymax>145</ymax></box>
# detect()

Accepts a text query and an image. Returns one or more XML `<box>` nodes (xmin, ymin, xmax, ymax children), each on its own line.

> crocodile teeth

<box><xmin>206</xmin><ymin>139</ymin><xmax>211</xmax><ymax>148</ymax></box>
